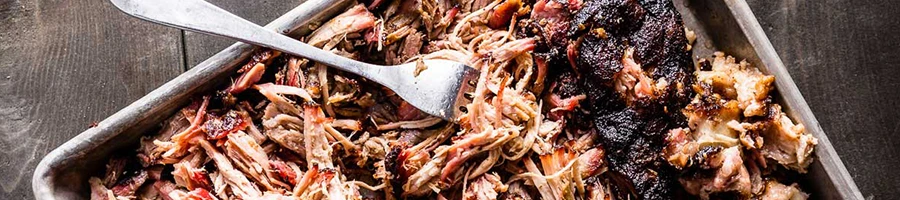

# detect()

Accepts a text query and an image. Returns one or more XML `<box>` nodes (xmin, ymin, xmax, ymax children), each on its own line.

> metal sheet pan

<box><xmin>32</xmin><ymin>0</ymin><xmax>864</xmax><ymax>199</ymax></box>
<box><xmin>675</xmin><ymin>0</ymin><xmax>863</xmax><ymax>199</ymax></box>
<box><xmin>31</xmin><ymin>0</ymin><xmax>354</xmax><ymax>198</ymax></box>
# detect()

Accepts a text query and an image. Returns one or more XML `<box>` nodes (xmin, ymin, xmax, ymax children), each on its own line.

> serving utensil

<box><xmin>109</xmin><ymin>0</ymin><xmax>477</xmax><ymax>121</ymax></box>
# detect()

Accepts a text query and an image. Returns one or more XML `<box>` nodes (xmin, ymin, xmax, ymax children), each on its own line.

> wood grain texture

<box><xmin>745</xmin><ymin>0</ymin><xmax>900</xmax><ymax>199</ymax></box>
<box><xmin>0</xmin><ymin>0</ymin><xmax>183</xmax><ymax>199</ymax></box>
<box><xmin>183</xmin><ymin>0</ymin><xmax>302</xmax><ymax>67</ymax></box>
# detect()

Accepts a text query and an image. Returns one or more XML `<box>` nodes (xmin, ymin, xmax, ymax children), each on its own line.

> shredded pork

<box><xmin>89</xmin><ymin>1</ymin><xmax>817</xmax><ymax>199</ymax></box>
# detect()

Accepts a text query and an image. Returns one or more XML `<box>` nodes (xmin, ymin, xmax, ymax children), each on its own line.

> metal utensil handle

<box><xmin>111</xmin><ymin>0</ymin><xmax>391</xmax><ymax>85</ymax></box>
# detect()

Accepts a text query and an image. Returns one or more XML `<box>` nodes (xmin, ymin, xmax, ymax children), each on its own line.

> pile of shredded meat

<box><xmin>88</xmin><ymin>0</ymin><xmax>817</xmax><ymax>199</ymax></box>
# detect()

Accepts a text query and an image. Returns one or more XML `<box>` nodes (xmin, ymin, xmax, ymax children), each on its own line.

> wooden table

<box><xmin>1</xmin><ymin>0</ymin><xmax>896</xmax><ymax>199</ymax></box>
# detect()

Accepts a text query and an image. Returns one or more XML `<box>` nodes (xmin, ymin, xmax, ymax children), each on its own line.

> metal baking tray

<box><xmin>674</xmin><ymin>0</ymin><xmax>863</xmax><ymax>199</ymax></box>
<box><xmin>32</xmin><ymin>0</ymin><xmax>865</xmax><ymax>199</ymax></box>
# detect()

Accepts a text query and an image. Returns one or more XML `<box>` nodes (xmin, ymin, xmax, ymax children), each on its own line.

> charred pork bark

<box><xmin>536</xmin><ymin>0</ymin><xmax>695</xmax><ymax>199</ymax></box>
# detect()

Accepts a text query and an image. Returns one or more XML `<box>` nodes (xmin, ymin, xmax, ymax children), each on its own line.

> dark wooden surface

<box><xmin>183</xmin><ymin>0</ymin><xmax>301</xmax><ymax>67</ymax></box>
<box><xmin>0</xmin><ymin>0</ymin><xmax>896</xmax><ymax>199</ymax></box>
<box><xmin>746</xmin><ymin>0</ymin><xmax>900</xmax><ymax>198</ymax></box>
<box><xmin>0</xmin><ymin>0</ymin><xmax>184</xmax><ymax>198</ymax></box>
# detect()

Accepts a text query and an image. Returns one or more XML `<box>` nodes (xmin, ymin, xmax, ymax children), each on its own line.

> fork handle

<box><xmin>111</xmin><ymin>0</ymin><xmax>397</xmax><ymax>87</ymax></box>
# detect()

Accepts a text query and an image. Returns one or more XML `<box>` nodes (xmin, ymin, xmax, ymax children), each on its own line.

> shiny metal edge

<box><xmin>31</xmin><ymin>0</ymin><xmax>354</xmax><ymax>199</ymax></box>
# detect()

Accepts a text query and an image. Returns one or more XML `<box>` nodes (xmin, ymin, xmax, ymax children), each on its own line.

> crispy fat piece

<box><xmin>697</xmin><ymin>52</ymin><xmax>775</xmax><ymax>117</ymax></box>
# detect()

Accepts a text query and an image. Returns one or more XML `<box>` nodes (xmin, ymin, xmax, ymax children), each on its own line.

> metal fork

<box><xmin>109</xmin><ymin>0</ymin><xmax>477</xmax><ymax>122</ymax></box>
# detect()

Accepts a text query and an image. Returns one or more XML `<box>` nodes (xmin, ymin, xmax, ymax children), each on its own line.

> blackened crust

<box><xmin>542</xmin><ymin>0</ymin><xmax>696</xmax><ymax>198</ymax></box>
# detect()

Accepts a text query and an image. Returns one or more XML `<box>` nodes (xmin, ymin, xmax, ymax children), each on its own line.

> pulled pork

<box><xmin>664</xmin><ymin>53</ymin><xmax>817</xmax><ymax>199</ymax></box>
<box><xmin>89</xmin><ymin>1</ymin><xmax>816</xmax><ymax>200</ymax></box>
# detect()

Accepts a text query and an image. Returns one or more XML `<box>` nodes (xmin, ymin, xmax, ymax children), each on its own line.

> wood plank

<box><xmin>183</xmin><ymin>0</ymin><xmax>303</xmax><ymax>67</ymax></box>
<box><xmin>745</xmin><ymin>0</ymin><xmax>900</xmax><ymax>199</ymax></box>
<box><xmin>0</xmin><ymin>0</ymin><xmax>183</xmax><ymax>198</ymax></box>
